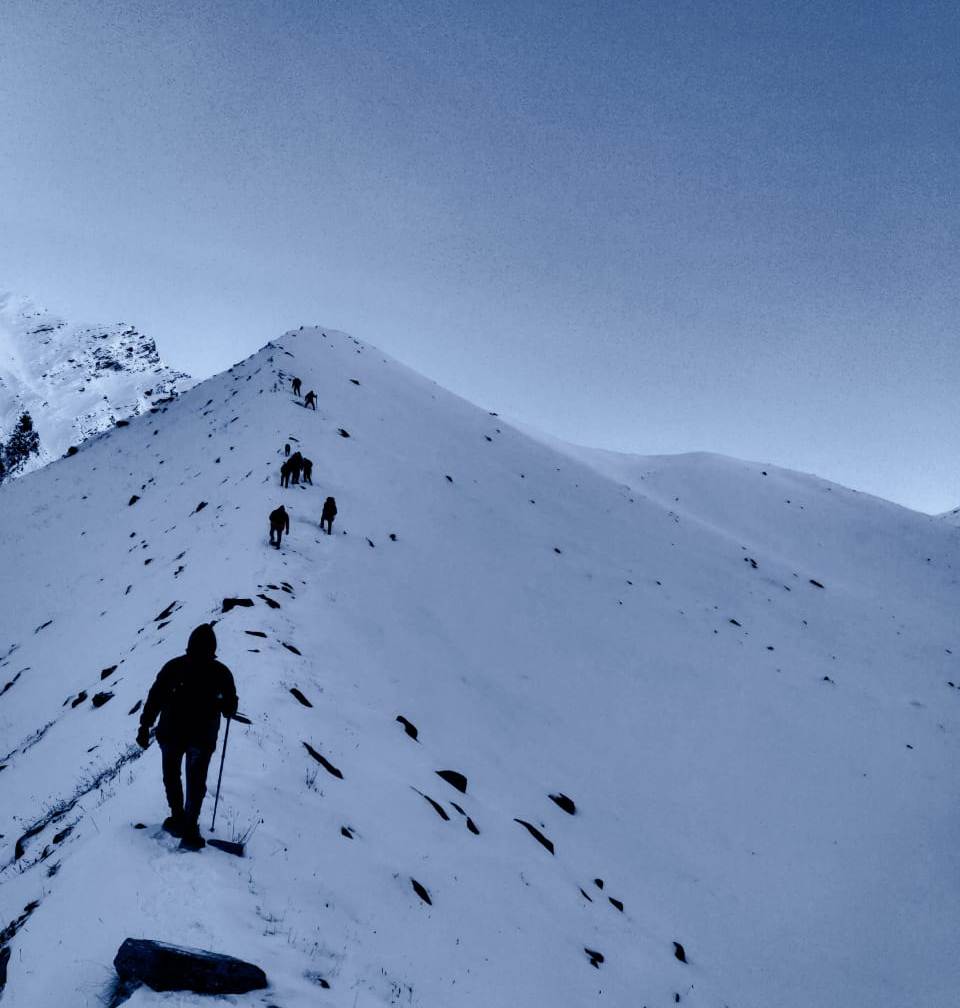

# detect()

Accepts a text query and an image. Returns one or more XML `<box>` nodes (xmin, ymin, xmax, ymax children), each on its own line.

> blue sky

<box><xmin>1</xmin><ymin>0</ymin><xmax>957</xmax><ymax>511</ymax></box>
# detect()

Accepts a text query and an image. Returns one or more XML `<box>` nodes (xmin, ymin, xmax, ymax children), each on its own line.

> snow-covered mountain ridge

<box><xmin>0</xmin><ymin>327</ymin><xmax>958</xmax><ymax>1007</ymax></box>
<box><xmin>0</xmin><ymin>292</ymin><xmax>191</xmax><ymax>477</ymax></box>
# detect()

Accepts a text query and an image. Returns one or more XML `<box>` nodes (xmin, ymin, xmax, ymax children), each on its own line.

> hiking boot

<box><xmin>179</xmin><ymin>826</ymin><xmax>206</xmax><ymax>851</ymax></box>
<box><xmin>162</xmin><ymin>815</ymin><xmax>184</xmax><ymax>838</ymax></box>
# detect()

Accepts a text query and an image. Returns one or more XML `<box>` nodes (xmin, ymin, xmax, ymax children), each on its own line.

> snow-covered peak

<box><xmin>0</xmin><ymin>327</ymin><xmax>958</xmax><ymax>1007</ymax></box>
<box><xmin>940</xmin><ymin>505</ymin><xmax>960</xmax><ymax>525</ymax></box>
<box><xmin>0</xmin><ymin>291</ymin><xmax>191</xmax><ymax>478</ymax></box>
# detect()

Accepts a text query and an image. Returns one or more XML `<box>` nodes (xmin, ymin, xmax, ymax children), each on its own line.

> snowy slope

<box><xmin>940</xmin><ymin>506</ymin><xmax>960</xmax><ymax>526</ymax></box>
<box><xmin>1</xmin><ymin>327</ymin><xmax>958</xmax><ymax>1008</ymax></box>
<box><xmin>0</xmin><ymin>292</ymin><xmax>190</xmax><ymax>477</ymax></box>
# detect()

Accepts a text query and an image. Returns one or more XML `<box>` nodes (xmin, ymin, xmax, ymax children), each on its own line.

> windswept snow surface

<box><xmin>0</xmin><ymin>292</ymin><xmax>190</xmax><ymax>477</ymax></box>
<box><xmin>0</xmin><ymin>327</ymin><xmax>958</xmax><ymax>1007</ymax></box>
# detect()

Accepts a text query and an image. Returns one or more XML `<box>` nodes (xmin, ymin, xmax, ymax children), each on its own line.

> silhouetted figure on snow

<box><xmin>304</xmin><ymin>390</ymin><xmax>317</xmax><ymax>410</ymax></box>
<box><xmin>280</xmin><ymin>459</ymin><xmax>292</xmax><ymax>488</ymax></box>
<box><xmin>136</xmin><ymin>624</ymin><xmax>238</xmax><ymax>851</ymax></box>
<box><xmin>291</xmin><ymin>377</ymin><xmax>302</xmax><ymax>397</ymax></box>
<box><xmin>269</xmin><ymin>505</ymin><xmax>290</xmax><ymax>547</ymax></box>
<box><xmin>284</xmin><ymin>443</ymin><xmax>290</xmax><ymax>457</ymax></box>
<box><xmin>289</xmin><ymin>451</ymin><xmax>303</xmax><ymax>485</ymax></box>
<box><xmin>302</xmin><ymin>458</ymin><xmax>313</xmax><ymax>484</ymax></box>
<box><xmin>321</xmin><ymin>496</ymin><xmax>337</xmax><ymax>534</ymax></box>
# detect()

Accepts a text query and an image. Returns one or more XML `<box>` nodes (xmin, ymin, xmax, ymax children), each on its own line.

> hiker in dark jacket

<box><xmin>291</xmin><ymin>377</ymin><xmax>302</xmax><ymax>397</ymax></box>
<box><xmin>321</xmin><ymin>496</ymin><xmax>337</xmax><ymax>534</ymax></box>
<box><xmin>304</xmin><ymin>390</ymin><xmax>317</xmax><ymax>410</ymax></box>
<box><xmin>136</xmin><ymin>624</ymin><xmax>237</xmax><ymax>850</ymax></box>
<box><xmin>289</xmin><ymin>451</ymin><xmax>303</xmax><ymax>485</ymax></box>
<box><xmin>302</xmin><ymin>458</ymin><xmax>313</xmax><ymax>484</ymax></box>
<box><xmin>269</xmin><ymin>504</ymin><xmax>290</xmax><ymax>547</ymax></box>
<box><xmin>280</xmin><ymin>459</ymin><xmax>292</xmax><ymax>487</ymax></box>
<box><xmin>284</xmin><ymin>442</ymin><xmax>291</xmax><ymax>457</ymax></box>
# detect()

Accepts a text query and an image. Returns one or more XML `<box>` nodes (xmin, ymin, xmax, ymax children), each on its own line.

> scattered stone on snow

<box><xmin>514</xmin><ymin>819</ymin><xmax>554</xmax><ymax>855</ymax></box>
<box><xmin>435</xmin><ymin>769</ymin><xmax>467</xmax><ymax>793</ymax></box>
<box><xmin>112</xmin><ymin>938</ymin><xmax>267</xmax><ymax>998</ymax></box>
<box><xmin>548</xmin><ymin>792</ymin><xmax>576</xmax><ymax>815</ymax></box>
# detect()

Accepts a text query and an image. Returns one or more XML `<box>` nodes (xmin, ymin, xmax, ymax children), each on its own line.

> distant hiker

<box><xmin>280</xmin><ymin>459</ymin><xmax>292</xmax><ymax>488</ymax></box>
<box><xmin>291</xmin><ymin>377</ymin><xmax>302</xmax><ymax>397</ymax></box>
<box><xmin>321</xmin><ymin>496</ymin><xmax>337</xmax><ymax>534</ymax></box>
<box><xmin>304</xmin><ymin>390</ymin><xmax>317</xmax><ymax>410</ymax></box>
<box><xmin>284</xmin><ymin>443</ymin><xmax>290</xmax><ymax>457</ymax></box>
<box><xmin>269</xmin><ymin>504</ymin><xmax>290</xmax><ymax>547</ymax></box>
<box><xmin>302</xmin><ymin>458</ymin><xmax>313</xmax><ymax>484</ymax></box>
<box><xmin>289</xmin><ymin>450</ymin><xmax>303</xmax><ymax>485</ymax></box>
<box><xmin>136</xmin><ymin>624</ymin><xmax>238</xmax><ymax>851</ymax></box>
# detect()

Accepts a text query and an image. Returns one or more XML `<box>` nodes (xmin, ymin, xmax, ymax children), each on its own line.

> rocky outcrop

<box><xmin>113</xmin><ymin>938</ymin><xmax>267</xmax><ymax>997</ymax></box>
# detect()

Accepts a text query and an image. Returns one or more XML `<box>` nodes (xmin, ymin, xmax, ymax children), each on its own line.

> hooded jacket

<box><xmin>321</xmin><ymin>497</ymin><xmax>337</xmax><ymax>520</ymax></box>
<box><xmin>140</xmin><ymin>625</ymin><xmax>238</xmax><ymax>751</ymax></box>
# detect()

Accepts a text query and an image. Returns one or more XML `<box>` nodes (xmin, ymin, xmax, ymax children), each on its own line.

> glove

<box><xmin>136</xmin><ymin>725</ymin><xmax>151</xmax><ymax>749</ymax></box>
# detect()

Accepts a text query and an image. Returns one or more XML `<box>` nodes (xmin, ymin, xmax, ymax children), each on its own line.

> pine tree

<box><xmin>3</xmin><ymin>412</ymin><xmax>40</xmax><ymax>474</ymax></box>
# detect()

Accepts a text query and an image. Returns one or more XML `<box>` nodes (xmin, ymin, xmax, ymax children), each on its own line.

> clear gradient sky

<box><xmin>1</xmin><ymin>1</ymin><xmax>957</xmax><ymax>512</ymax></box>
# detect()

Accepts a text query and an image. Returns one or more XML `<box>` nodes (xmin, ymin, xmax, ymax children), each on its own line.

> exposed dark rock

<box><xmin>411</xmin><ymin>878</ymin><xmax>432</xmax><ymax>905</ymax></box>
<box><xmin>244</xmin><ymin>630</ymin><xmax>267</xmax><ymax>638</ymax></box>
<box><xmin>303</xmin><ymin>742</ymin><xmax>343</xmax><ymax>779</ymax></box>
<box><xmin>257</xmin><ymin>594</ymin><xmax>281</xmax><ymax>609</ymax></box>
<box><xmin>290</xmin><ymin>687</ymin><xmax>312</xmax><ymax>707</ymax></box>
<box><xmin>609</xmin><ymin>897</ymin><xmax>623</xmax><ymax>912</ymax></box>
<box><xmin>154</xmin><ymin>602</ymin><xmax>177</xmax><ymax>622</ymax></box>
<box><xmin>71</xmin><ymin>691</ymin><xmax>88</xmax><ymax>708</ymax></box>
<box><xmin>128</xmin><ymin>700</ymin><xmax>142</xmax><ymax>715</ymax></box>
<box><xmin>413</xmin><ymin>789</ymin><xmax>450</xmax><ymax>820</ymax></box>
<box><xmin>584</xmin><ymin>947</ymin><xmax>604</xmax><ymax>968</ymax></box>
<box><xmin>579</xmin><ymin>887</ymin><xmax>593</xmax><ymax>901</ymax></box>
<box><xmin>282</xmin><ymin>642</ymin><xmax>302</xmax><ymax>655</ymax></box>
<box><xmin>729</xmin><ymin>618</ymin><xmax>742</xmax><ymax>627</ymax></box>
<box><xmin>809</xmin><ymin>578</ymin><xmax>825</xmax><ymax>589</ymax></box>
<box><xmin>341</xmin><ymin>826</ymin><xmax>354</xmax><ymax>839</ymax></box>
<box><xmin>113</xmin><ymin>937</ymin><xmax>267</xmax><ymax>995</ymax></box>
<box><xmin>435</xmin><ymin>769</ymin><xmax>467</xmax><ymax>793</ymax></box>
<box><xmin>548</xmin><ymin>792</ymin><xmax>576</xmax><ymax>815</ymax></box>
<box><xmin>465</xmin><ymin>817</ymin><xmax>480</xmax><ymax>835</ymax></box>
<box><xmin>91</xmin><ymin>691</ymin><xmax>114</xmax><ymax>708</ymax></box>
<box><xmin>128</xmin><ymin>495</ymin><xmax>140</xmax><ymax>506</ymax></box>
<box><xmin>396</xmin><ymin>715</ymin><xmax>418</xmax><ymax>740</ymax></box>
<box><xmin>100</xmin><ymin>665</ymin><xmax>118</xmax><ymax>680</ymax></box>
<box><xmin>514</xmin><ymin>819</ymin><xmax>554</xmax><ymax>855</ymax></box>
<box><xmin>349</xmin><ymin>378</ymin><xmax>360</xmax><ymax>385</ymax></box>
<box><xmin>192</xmin><ymin>501</ymin><xmax>208</xmax><ymax>514</ymax></box>
<box><xmin>337</xmin><ymin>428</ymin><xmax>350</xmax><ymax>438</ymax></box>
<box><xmin>594</xmin><ymin>878</ymin><xmax>604</xmax><ymax>889</ymax></box>
<box><xmin>673</xmin><ymin>941</ymin><xmax>687</xmax><ymax>963</ymax></box>
<box><xmin>66</xmin><ymin>445</ymin><xmax>79</xmax><ymax>457</ymax></box>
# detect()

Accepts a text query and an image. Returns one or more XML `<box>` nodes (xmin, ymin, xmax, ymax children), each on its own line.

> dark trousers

<box><xmin>270</xmin><ymin>525</ymin><xmax>284</xmax><ymax>546</ymax></box>
<box><xmin>160</xmin><ymin>740</ymin><xmax>213</xmax><ymax>827</ymax></box>
<box><xmin>321</xmin><ymin>517</ymin><xmax>334</xmax><ymax>534</ymax></box>
<box><xmin>281</xmin><ymin>471</ymin><xmax>290</xmax><ymax>487</ymax></box>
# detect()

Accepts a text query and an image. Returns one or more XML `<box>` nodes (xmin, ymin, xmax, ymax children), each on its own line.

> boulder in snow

<box><xmin>113</xmin><ymin>938</ymin><xmax>267</xmax><ymax>995</ymax></box>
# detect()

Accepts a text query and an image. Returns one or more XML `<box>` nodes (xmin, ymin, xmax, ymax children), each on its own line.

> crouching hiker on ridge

<box><xmin>269</xmin><ymin>504</ymin><xmax>290</xmax><ymax>547</ymax></box>
<box><xmin>136</xmin><ymin>624</ymin><xmax>238</xmax><ymax>851</ymax></box>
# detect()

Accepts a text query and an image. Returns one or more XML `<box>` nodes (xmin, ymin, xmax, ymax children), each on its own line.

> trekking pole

<box><xmin>210</xmin><ymin>715</ymin><xmax>231</xmax><ymax>833</ymax></box>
